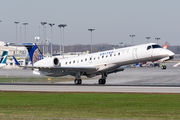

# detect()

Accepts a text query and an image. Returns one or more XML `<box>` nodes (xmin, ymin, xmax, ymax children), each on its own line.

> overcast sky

<box><xmin>0</xmin><ymin>0</ymin><xmax>180</xmax><ymax>46</ymax></box>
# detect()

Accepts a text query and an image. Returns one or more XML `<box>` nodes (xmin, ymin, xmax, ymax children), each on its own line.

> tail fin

<box><xmin>13</xmin><ymin>56</ymin><xmax>20</xmax><ymax>66</ymax></box>
<box><xmin>163</xmin><ymin>45</ymin><xmax>168</xmax><ymax>49</ymax></box>
<box><xmin>23</xmin><ymin>43</ymin><xmax>43</xmax><ymax>66</ymax></box>
<box><xmin>0</xmin><ymin>50</ymin><xmax>8</xmax><ymax>64</ymax></box>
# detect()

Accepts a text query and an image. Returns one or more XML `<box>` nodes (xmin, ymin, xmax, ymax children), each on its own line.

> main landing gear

<box><xmin>74</xmin><ymin>72</ymin><xmax>82</xmax><ymax>85</ymax></box>
<box><xmin>98</xmin><ymin>73</ymin><xmax>107</xmax><ymax>84</ymax></box>
<box><xmin>74</xmin><ymin>79</ymin><xmax>82</xmax><ymax>85</ymax></box>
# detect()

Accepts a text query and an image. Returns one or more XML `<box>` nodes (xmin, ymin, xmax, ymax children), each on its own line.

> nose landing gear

<box><xmin>161</xmin><ymin>65</ymin><xmax>167</xmax><ymax>70</ymax></box>
<box><xmin>161</xmin><ymin>62</ymin><xmax>167</xmax><ymax>70</ymax></box>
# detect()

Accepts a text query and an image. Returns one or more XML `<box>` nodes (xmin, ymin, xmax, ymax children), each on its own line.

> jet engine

<box><xmin>53</xmin><ymin>57</ymin><xmax>60</xmax><ymax>66</ymax></box>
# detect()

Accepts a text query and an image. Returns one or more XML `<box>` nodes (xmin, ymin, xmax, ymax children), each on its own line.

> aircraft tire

<box><xmin>98</xmin><ymin>79</ymin><xmax>106</xmax><ymax>84</ymax></box>
<box><xmin>74</xmin><ymin>79</ymin><xmax>82</xmax><ymax>85</ymax></box>
<box><xmin>78</xmin><ymin>79</ymin><xmax>82</xmax><ymax>84</ymax></box>
<box><xmin>161</xmin><ymin>65</ymin><xmax>167</xmax><ymax>70</ymax></box>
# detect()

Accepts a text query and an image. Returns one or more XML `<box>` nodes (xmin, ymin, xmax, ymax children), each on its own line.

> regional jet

<box><xmin>0</xmin><ymin>50</ymin><xmax>8</xmax><ymax>68</ymax></box>
<box><xmin>13</xmin><ymin>43</ymin><xmax>174</xmax><ymax>85</ymax></box>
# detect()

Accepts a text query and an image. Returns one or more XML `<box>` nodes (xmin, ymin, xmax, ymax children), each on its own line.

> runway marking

<box><xmin>157</xmin><ymin>78</ymin><xmax>177</xmax><ymax>84</ymax></box>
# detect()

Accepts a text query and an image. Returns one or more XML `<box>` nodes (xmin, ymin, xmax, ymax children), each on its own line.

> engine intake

<box><xmin>53</xmin><ymin>58</ymin><xmax>60</xmax><ymax>66</ymax></box>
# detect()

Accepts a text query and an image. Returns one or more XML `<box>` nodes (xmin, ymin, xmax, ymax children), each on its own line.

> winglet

<box><xmin>13</xmin><ymin>56</ymin><xmax>20</xmax><ymax>66</ymax></box>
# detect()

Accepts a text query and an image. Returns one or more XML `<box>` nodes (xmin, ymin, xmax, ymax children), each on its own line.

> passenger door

<box><xmin>132</xmin><ymin>48</ymin><xmax>138</xmax><ymax>60</ymax></box>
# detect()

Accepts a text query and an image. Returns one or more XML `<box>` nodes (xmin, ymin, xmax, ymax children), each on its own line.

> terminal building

<box><xmin>0</xmin><ymin>41</ymin><xmax>28</xmax><ymax>69</ymax></box>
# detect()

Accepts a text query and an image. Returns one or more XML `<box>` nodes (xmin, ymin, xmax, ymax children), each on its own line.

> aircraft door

<box><xmin>89</xmin><ymin>56</ymin><xmax>93</xmax><ymax>63</ymax></box>
<box><xmin>132</xmin><ymin>48</ymin><xmax>138</xmax><ymax>60</ymax></box>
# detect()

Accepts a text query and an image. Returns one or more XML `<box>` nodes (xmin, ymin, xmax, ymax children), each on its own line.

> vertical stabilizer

<box><xmin>0</xmin><ymin>50</ymin><xmax>8</xmax><ymax>64</ymax></box>
<box><xmin>23</xmin><ymin>43</ymin><xmax>43</xmax><ymax>66</ymax></box>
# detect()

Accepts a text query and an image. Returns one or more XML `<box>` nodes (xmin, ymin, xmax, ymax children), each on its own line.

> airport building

<box><xmin>0</xmin><ymin>41</ymin><xmax>28</xmax><ymax>69</ymax></box>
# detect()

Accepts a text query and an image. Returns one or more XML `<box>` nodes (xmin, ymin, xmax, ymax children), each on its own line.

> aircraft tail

<box><xmin>0</xmin><ymin>50</ymin><xmax>8</xmax><ymax>64</ymax></box>
<box><xmin>23</xmin><ymin>43</ymin><xmax>43</xmax><ymax>66</ymax></box>
<box><xmin>163</xmin><ymin>45</ymin><xmax>168</xmax><ymax>49</ymax></box>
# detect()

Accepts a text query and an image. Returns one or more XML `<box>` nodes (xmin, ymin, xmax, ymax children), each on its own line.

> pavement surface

<box><xmin>0</xmin><ymin>62</ymin><xmax>180</xmax><ymax>93</ymax></box>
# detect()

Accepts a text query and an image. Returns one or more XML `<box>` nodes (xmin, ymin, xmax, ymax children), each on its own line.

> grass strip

<box><xmin>0</xmin><ymin>92</ymin><xmax>180</xmax><ymax>119</ymax></box>
<box><xmin>0</xmin><ymin>77</ymin><xmax>74</xmax><ymax>83</ymax></box>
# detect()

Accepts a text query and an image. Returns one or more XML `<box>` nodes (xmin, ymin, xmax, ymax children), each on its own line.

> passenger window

<box><xmin>73</xmin><ymin>60</ymin><xmax>75</xmax><ymax>63</ymax></box>
<box><xmin>94</xmin><ymin>57</ymin><xmax>96</xmax><ymax>60</ymax></box>
<box><xmin>118</xmin><ymin>53</ymin><xmax>120</xmax><ymax>56</ymax></box>
<box><xmin>110</xmin><ymin>54</ymin><xmax>112</xmax><ymax>57</ymax></box>
<box><xmin>69</xmin><ymin>61</ymin><xmax>71</xmax><ymax>64</ymax></box>
<box><xmin>114</xmin><ymin>53</ymin><xmax>116</xmax><ymax>56</ymax></box>
<box><xmin>98</xmin><ymin>56</ymin><xmax>100</xmax><ymax>59</ymax></box>
<box><xmin>102</xmin><ymin>56</ymin><xmax>104</xmax><ymax>58</ymax></box>
<box><xmin>81</xmin><ymin>59</ymin><xmax>83</xmax><ymax>62</ymax></box>
<box><xmin>106</xmin><ymin>55</ymin><xmax>108</xmax><ymax>58</ymax></box>
<box><xmin>147</xmin><ymin>46</ymin><xmax>151</xmax><ymax>50</ymax></box>
<box><xmin>85</xmin><ymin>58</ymin><xmax>87</xmax><ymax>61</ymax></box>
<box><xmin>65</xmin><ymin>62</ymin><xmax>67</xmax><ymax>65</ymax></box>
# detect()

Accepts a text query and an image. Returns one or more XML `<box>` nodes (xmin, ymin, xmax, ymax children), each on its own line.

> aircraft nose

<box><xmin>169</xmin><ymin>51</ymin><xmax>175</xmax><ymax>56</ymax></box>
<box><xmin>168</xmin><ymin>50</ymin><xmax>175</xmax><ymax>60</ymax></box>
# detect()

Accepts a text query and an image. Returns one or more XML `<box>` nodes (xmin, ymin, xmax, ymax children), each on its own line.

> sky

<box><xmin>0</xmin><ymin>0</ymin><xmax>180</xmax><ymax>46</ymax></box>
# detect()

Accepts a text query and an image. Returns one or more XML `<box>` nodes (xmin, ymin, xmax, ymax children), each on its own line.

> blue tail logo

<box><xmin>0</xmin><ymin>50</ymin><xmax>8</xmax><ymax>64</ymax></box>
<box><xmin>24</xmin><ymin>44</ymin><xmax>43</xmax><ymax>66</ymax></box>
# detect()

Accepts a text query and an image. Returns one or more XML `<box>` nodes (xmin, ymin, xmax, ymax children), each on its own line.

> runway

<box><xmin>1</xmin><ymin>84</ymin><xmax>180</xmax><ymax>93</ymax></box>
<box><xmin>0</xmin><ymin>62</ymin><xmax>180</xmax><ymax>93</ymax></box>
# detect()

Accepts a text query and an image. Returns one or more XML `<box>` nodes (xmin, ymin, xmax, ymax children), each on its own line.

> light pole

<box><xmin>49</xmin><ymin>23</ymin><xmax>55</xmax><ymax>57</ymax></box>
<box><xmin>35</xmin><ymin>37</ymin><xmax>40</xmax><ymax>45</ymax></box>
<box><xmin>130</xmin><ymin>35</ymin><xmax>135</xmax><ymax>46</ymax></box>
<box><xmin>155</xmin><ymin>38</ymin><xmax>160</xmax><ymax>43</ymax></box>
<box><xmin>88</xmin><ymin>29</ymin><xmax>95</xmax><ymax>53</ymax></box>
<box><xmin>146</xmin><ymin>37</ymin><xmax>151</xmax><ymax>43</ymax></box>
<box><xmin>58</xmin><ymin>25</ymin><xmax>62</xmax><ymax>56</ymax></box>
<box><xmin>23</xmin><ymin>23</ymin><xmax>28</xmax><ymax>43</ymax></box>
<box><xmin>41</xmin><ymin>22</ymin><xmax>47</xmax><ymax>55</ymax></box>
<box><xmin>14</xmin><ymin>22</ymin><xmax>19</xmax><ymax>54</ymax></box>
<box><xmin>58</xmin><ymin>24</ymin><xmax>67</xmax><ymax>59</ymax></box>
<box><xmin>19</xmin><ymin>26</ymin><xmax>22</xmax><ymax>44</ymax></box>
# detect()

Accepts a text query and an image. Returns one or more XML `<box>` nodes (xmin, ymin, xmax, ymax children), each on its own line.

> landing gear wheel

<box><xmin>98</xmin><ymin>79</ymin><xmax>106</xmax><ymax>84</ymax></box>
<box><xmin>74</xmin><ymin>79</ymin><xmax>82</xmax><ymax>85</ymax></box>
<box><xmin>161</xmin><ymin>65</ymin><xmax>167</xmax><ymax>70</ymax></box>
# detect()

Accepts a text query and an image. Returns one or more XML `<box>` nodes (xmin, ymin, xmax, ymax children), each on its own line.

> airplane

<box><xmin>0</xmin><ymin>50</ymin><xmax>8</xmax><ymax>68</ymax></box>
<box><xmin>13</xmin><ymin>43</ymin><xmax>174</xmax><ymax>85</ymax></box>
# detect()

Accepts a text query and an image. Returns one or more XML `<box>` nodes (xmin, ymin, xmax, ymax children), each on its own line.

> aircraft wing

<box><xmin>18</xmin><ymin>65</ymin><xmax>98</xmax><ymax>72</ymax></box>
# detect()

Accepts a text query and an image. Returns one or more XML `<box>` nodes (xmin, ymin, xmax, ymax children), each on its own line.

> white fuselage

<box><xmin>33</xmin><ymin>43</ymin><xmax>174</xmax><ymax>77</ymax></box>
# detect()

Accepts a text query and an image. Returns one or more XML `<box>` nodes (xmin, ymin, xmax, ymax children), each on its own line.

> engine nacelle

<box><xmin>53</xmin><ymin>57</ymin><xmax>60</xmax><ymax>66</ymax></box>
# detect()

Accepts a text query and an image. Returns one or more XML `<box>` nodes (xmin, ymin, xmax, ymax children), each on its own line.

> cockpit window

<box><xmin>147</xmin><ymin>46</ymin><xmax>151</xmax><ymax>50</ymax></box>
<box><xmin>152</xmin><ymin>45</ymin><xmax>162</xmax><ymax>49</ymax></box>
